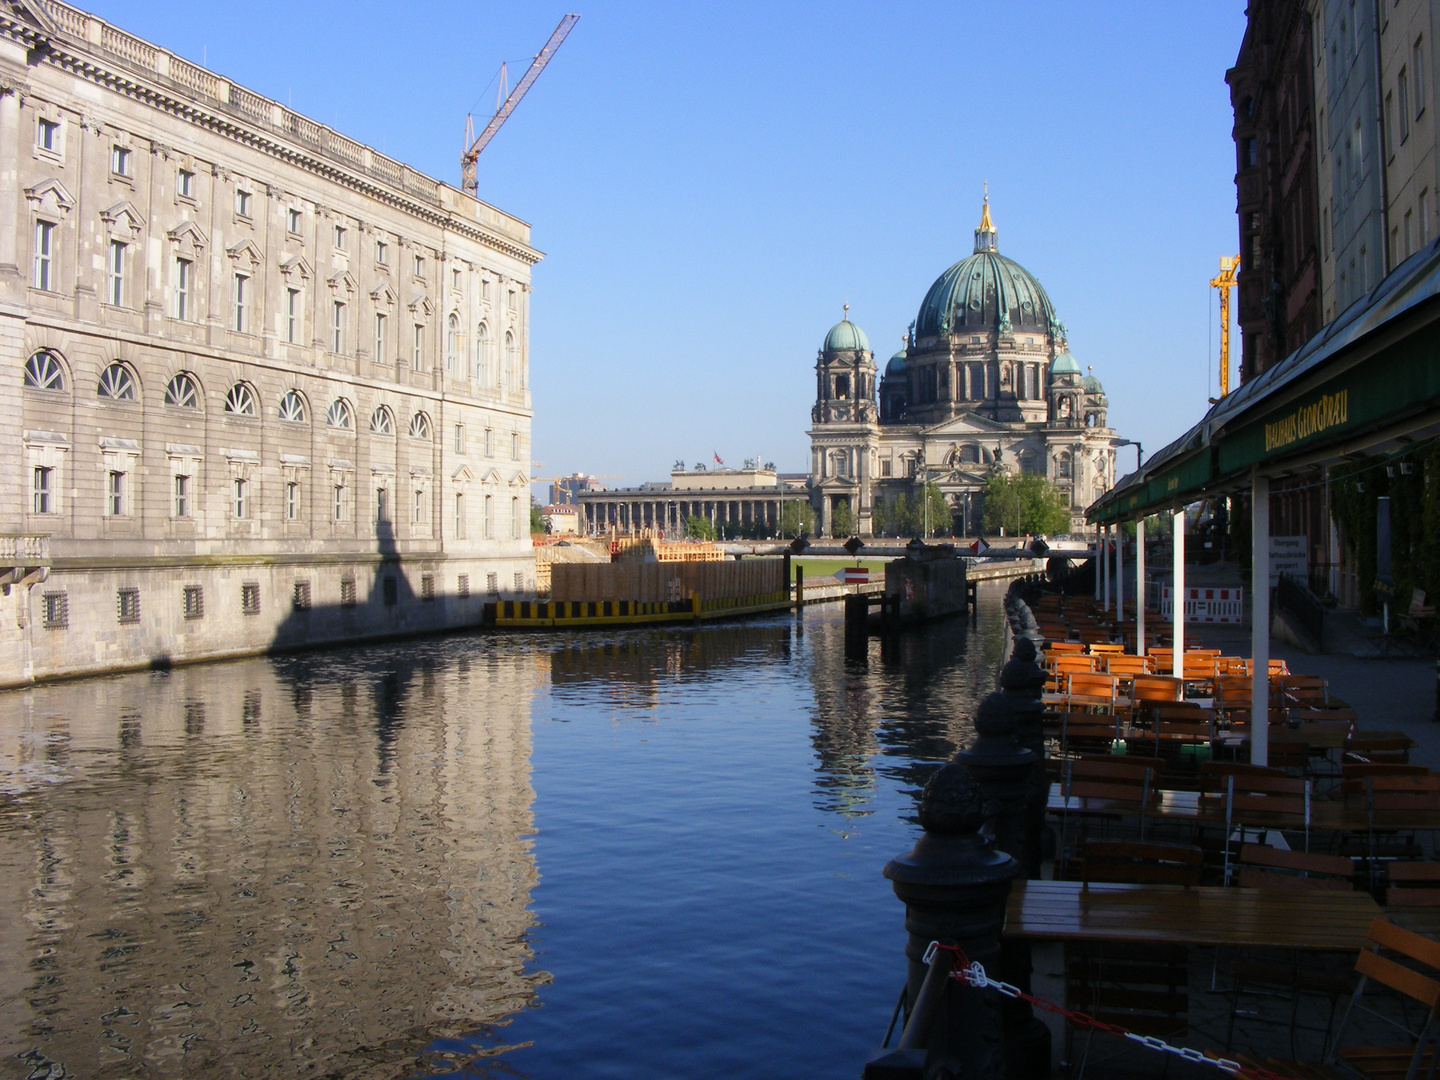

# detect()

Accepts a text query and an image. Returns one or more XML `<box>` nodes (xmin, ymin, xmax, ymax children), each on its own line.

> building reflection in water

<box><xmin>0</xmin><ymin>637</ymin><xmax>545</xmax><ymax>1078</ymax></box>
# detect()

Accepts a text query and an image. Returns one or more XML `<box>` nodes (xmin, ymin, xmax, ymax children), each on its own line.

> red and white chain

<box><xmin>923</xmin><ymin>941</ymin><xmax>1294</xmax><ymax>1080</ymax></box>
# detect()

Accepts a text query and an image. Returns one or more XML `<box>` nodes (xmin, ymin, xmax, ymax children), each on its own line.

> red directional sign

<box><xmin>970</xmin><ymin>538</ymin><xmax>990</xmax><ymax>555</ymax></box>
<box><xmin>834</xmin><ymin>567</ymin><xmax>869</xmax><ymax>584</ymax></box>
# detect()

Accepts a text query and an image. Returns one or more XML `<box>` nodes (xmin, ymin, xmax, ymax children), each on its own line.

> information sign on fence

<box><xmin>1159</xmin><ymin>586</ymin><xmax>1245</xmax><ymax>623</ymax></box>
<box><xmin>1269</xmin><ymin>535</ymin><xmax>1308</xmax><ymax>587</ymax></box>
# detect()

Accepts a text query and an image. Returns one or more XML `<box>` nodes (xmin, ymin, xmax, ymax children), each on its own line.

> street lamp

<box><xmin>1112</xmin><ymin>438</ymin><xmax>1143</xmax><ymax>474</ymax></box>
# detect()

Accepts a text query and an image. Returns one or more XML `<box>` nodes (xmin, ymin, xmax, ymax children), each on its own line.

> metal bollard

<box><xmin>866</xmin><ymin>763</ymin><xmax>1018</xmax><ymax>1080</ymax></box>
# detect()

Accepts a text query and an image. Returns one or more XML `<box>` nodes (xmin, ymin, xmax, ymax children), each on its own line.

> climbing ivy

<box><xmin>1329</xmin><ymin>446</ymin><xmax>1440</xmax><ymax>613</ymax></box>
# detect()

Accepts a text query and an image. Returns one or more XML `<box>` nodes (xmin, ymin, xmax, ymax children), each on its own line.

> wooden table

<box><xmin>1005</xmin><ymin>879</ymin><xmax>1382</xmax><ymax>951</ymax></box>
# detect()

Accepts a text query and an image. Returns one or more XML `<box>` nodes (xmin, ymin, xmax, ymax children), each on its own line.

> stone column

<box><xmin>0</xmin><ymin>81</ymin><xmax>20</xmax><ymax>281</ymax></box>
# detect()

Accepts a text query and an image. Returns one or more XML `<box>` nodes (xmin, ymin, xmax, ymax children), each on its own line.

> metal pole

<box><xmin>1116</xmin><ymin>521</ymin><xmax>1125</xmax><ymax>625</ymax></box>
<box><xmin>1102</xmin><ymin>525</ymin><xmax>1110</xmax><ymax>613</ymax></box>
<box><xmin>1135</xmin><ymin>517</ymin><xmax>1146</xmax><ymax>656</ymax></box>
<box><xmin>1172</xmin><ymin>509</ymin><xmax>1185</xmax><ymax>681</ymax></box>
<box><xmin>1252</xmin><ymin>471</ymin><xmax>1270</xmax><ymax>767</ymax></box>
<box><xmin>1094</xmin><ymin>527</ymin><xmax>1101</xmax><ymax>602</ymax></box>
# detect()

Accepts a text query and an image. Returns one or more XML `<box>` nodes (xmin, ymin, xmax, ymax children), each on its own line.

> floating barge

<box><xmin>485</xmin><ymin>551</ymin><xmax>790</xmax><ymax>629</ymax></box>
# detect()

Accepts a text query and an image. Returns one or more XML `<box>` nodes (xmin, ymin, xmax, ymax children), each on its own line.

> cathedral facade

<box><xmin>807</xmin><ymin>200</ymin><xmax>1117</xmax><ymax>537</ymax></box>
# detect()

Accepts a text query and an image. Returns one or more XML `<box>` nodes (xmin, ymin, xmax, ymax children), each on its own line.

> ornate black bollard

<box><xmin>998</xmin><ymin>637</ymin><xmax>1049</xmax><ymax>880</ymax></box>
<box><xmin>866</xmin><ymin>763</ymin><xmax>1019</xmax><ymax>1080</ymax></box>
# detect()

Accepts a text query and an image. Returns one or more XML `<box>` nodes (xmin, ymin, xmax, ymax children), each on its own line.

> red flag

<box><xmin>713</xmin><ymin>451</ymin><xmax>724</xmax><ymax>465</ymax></box>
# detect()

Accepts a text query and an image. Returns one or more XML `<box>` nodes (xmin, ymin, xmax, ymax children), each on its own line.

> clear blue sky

<box><xmin>84</xmin><ymin>0</ymin><xmax>1248</xmax><ymax>488</ymax></box>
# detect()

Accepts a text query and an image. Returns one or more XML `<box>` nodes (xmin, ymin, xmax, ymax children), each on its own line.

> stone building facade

<box><xmin>576</xmin><ymin>466</ymin><xmax>810</xmax><ymax>536</ymax></box>
<box><xmin>0</xmin><ymin>1</ymin><xmax>539</xmax><ymax>685</ymax></box>
<box><xmin>807</xmin><ymin>200</ymin><xmax>1118</xmax><ymax>537</ymax></box>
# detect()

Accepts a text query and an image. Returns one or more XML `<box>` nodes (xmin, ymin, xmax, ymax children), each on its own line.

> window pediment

<box><xmin>166</xmin><ymin>219</ymin><xmax>209</xmax><ymax>256</ymax></box>
<box><xmin>370</xmin><ymin>282</ymin><xmax>397</xmax><ymax>307</ymax></box>
<box><xmin>328</xmin><ymin>269</ymin><xmax>357</xmax><ymax>296</ymax></box>
<box><xmin>452</xmin><ymin>464</ymin><xmax>474</xmax><ymax>483</ymax></box>
<box><xmin>25</xmin><ymin>177</ymin><xmax>75</xmax><ymax>216</ymax></box>
<box><xmin>408</xmin><ymin>294</ymin><xmax>434</xmax><ymax>318</ymax></box>
<box><xmin>227</xmin><ymin>238</ymin><xmax>263</xmax><ymax>268</ymax></box>
<box><xmin>100</xmin><ymin>200</ymin><xmax>145</xmax><ymax>239</ymax></box>
<box><xmin>280</xmin><ymin>253</ymin><xmax>313</xmax><ymax>281</ymax></box>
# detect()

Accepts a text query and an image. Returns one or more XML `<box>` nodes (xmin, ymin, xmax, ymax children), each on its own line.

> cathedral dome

<box><xmin>914</xmin><ymin>199</ymin><xmax>1059</xmax><ymax>340</ymax></box>
<box><xmin>1050</xmin><ymin>352</ymin><xmax>1081</xmax><ymax>376</ymax></box>
<box><xmin>1082</xmin><ymin>373</ymin><xmax>1103</xmax><ymax>392</ymax></box>
<box><xmin>885</xmin><ymin>348</ymin><xmax>907</xmax><ymax>376</ymax></box>
<box><xmin>823</xmin><ymin>311</ymin><xmax>870</xmax><ymax>353</ymax></box>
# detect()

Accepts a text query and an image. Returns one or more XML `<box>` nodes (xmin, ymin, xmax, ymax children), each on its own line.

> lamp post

<box><xmin>1112</xmin><ymin>438</ymin><xmax>1143</xmax><ymax>474</ymax></box>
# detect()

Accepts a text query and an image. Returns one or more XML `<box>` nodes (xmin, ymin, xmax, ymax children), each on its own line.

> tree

<box><xmin>919</xmin><ymin>482</ymin><xmax>951</xmax><ymax>537</ymax></box>
<box><xmin>530</xmin><ymin>501</ymin><xmax>546</xmax><ymax>534</ymax></box>
<box><xmin>685</xmin><ymin>514</ymin><xmax>717</xmax><ymax>540</ymax></box>
<box><xmin>831</xmin><ymin>500</ymin><xmax>855</xmax><ymax>538</ymax></box>
<box><xmin>779</xmin><ymin>500</ymin><xmax>814</xmax><ymax>538</ymax></box>
<box><xmin>877</xmin><ymin>493</ymin><xmax>913</xmax><ymax>537</ymax></box>
<box><xmin>980</xmin><ymin>472</ymin><xmax>1072</xmax><ymax>536</ymax></box>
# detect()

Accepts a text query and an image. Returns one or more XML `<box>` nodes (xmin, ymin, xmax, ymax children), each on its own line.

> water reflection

<box><xmin>0</xmin><ymin>587</ymin><xmax>1009</xmax><ymax>1078</ymax></box>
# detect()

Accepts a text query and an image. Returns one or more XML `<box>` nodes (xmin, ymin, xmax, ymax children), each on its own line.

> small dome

<box><xmin>885</xmin><ymin>348</ymin><xmax>907</xmax><ymax>376</ymax></box>
<box><xmin>1082</xmin><ymin>373</ymin><xmax>1103</xmax><ymax>392</ymax></box>
<box><xmin>823</xmin><ymin>316</ymin><xmax>870</xmax><ymax>354</ymax></box>
<box><xmin>1050</xmin><ymin>352</ymin><xmax>1081</xmax><ymax>375</ymax></box>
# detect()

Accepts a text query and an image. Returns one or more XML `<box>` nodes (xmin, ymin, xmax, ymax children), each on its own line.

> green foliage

<box><xmin>874</xmin><ymin>484</ymin><xmax>952</xmax><ymax>537</ymax></box>
<box><xmin>779</xmin><ymin>500</ymin><xmax>814</xmax><ymax>538</ymax></box>
<box><xmin>530</xmin><ymin>502</ymin><xmax>545</xmax><ymax>534</ymax></box>
<box><xmin>981</xmin><ymin>472</ymin><xmax>1072</xmax><ymax>536</ymax></box>
<box><xmin>874</xmin><ymin>493</ymin><xmax>911</xmax><ymax>537</ymax></box>
<box><xmin>831</xmin><ymin>500</ymin><xmax>855</xmax><ymax>538</ymax></box>
<box><xmin>685</xmin><ymin>514</ymin><xmax>717</xmax><ymax>541</ymax></box>
<box><xmin>1330</xmin><ymin>449</ymin><xmax>1440</xmax><ymax>613</ymax></box>
<box><xmin>920</xmin><ymin>482</ymin><xmax>951</xmax><ymax>537</ymax></box>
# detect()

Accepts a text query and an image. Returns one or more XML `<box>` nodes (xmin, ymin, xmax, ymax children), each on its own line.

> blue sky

<box><xmin>83</xmin><ymin>0</ymin><xmax>1248</xmax><ymax>487</ymax></box>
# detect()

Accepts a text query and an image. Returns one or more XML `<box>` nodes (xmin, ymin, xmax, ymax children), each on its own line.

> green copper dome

<box><xmin>915</xmin><ymin>200</ymin><xmax>1059</xmax><ymax>339</ymax></box>
<box><xmin>1082</xmin><ymin>373</ymin><xmax>1103</xmax><ymax>392</ymax></box>
<box><xmin>823</xmin><ymin>315</ymin><xmax>870</xmax><ymax>354</ymax></box>
<box><xmin>885</xmin><ymin>348</ymin><xmax>907</xmax><ymax>376</ymax></box>
<box><xmin>1051</xmin><ymin>352</ymin><xmax>1081</xmax><ymax>375</ymax></box>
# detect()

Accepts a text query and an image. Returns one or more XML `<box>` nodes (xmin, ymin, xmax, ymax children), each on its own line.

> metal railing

<box><xmin>1276</xmin><ymin>572</ymin><xmax>1325</xmax><ymax>647</ymax></box>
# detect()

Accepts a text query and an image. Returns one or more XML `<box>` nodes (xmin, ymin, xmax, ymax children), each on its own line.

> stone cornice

<box><xmin>0</xmin><ymin>11</ymin><xmax>543</xmax><ymax>267</ymax></box>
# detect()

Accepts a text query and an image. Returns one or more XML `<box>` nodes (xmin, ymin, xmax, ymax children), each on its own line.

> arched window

<box><xmin>164</xmin><ymin>372</ymin><xmax>200</xmax><ymax>409</ymax></box>
<box><xmin>225</xmin><ymin>383</ymin><xmax>257</xmax><ymax>415</ymax></box>
<box><xmin>326</xmin><ymin>399</ymin><xmax>353</xmax><ymax>429</ymax></box>
<box><xmin>503</xmin><ymin>331</ymin><xmax>515</xmax><ymax>390</ymax></box>
<box><xmin>97</xmin><ymin>362</ymin><xmax>136</xmax><ymax>400</ymax></box>
<box><xmin>409</xmin><ymin>411</ymin><xmax>431</xmax><ymax>440</ymax></box>
<box><xmin>370</xmin><ymin>405</ymin><xmax>394</xmax><ymax>435</ymax></box>
<box><xmin>446</xmin><ymin>313</ymin><xmax>459</xmax><ymax>374</ymax></box>
<box><xmin>960</xmin><ymin>444</ymin><xmax>980</xmax><ymax>464</ymax></box>
<box><xmin>24</xmin><ymin>350</ymin><xmax>65</xmax><ymax>391</ymax></box>
<box><xmin>278</xmin><ymin>390</ymin><xmax>307</xmax><ymax>423</ymax></box>
<box><xmin>475</xmin><ymin>322</ymin><xmax>489</xmax><ymax>383</ymax></box>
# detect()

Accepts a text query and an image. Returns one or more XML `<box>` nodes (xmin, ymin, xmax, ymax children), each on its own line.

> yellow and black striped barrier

<box><xmin>484</xmin><ymin>590</ymin><xmax>791</xmax><ymax>630</ymax></box>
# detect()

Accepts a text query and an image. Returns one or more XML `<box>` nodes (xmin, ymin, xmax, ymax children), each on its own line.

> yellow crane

<box><xmin>1210</xmin><ymin>255</ymin><xmax>1240</xmax><ymax>397</ymax></box>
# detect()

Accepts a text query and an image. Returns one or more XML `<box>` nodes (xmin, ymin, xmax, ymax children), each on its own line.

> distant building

<box><xmin>541</xmin><ymin>504</ymin><xmax>580</xmax><ymax>534</ymax></box>
<box><xmin>1</xmin><ymin>1</ymin><xmax>539</xmax><ymax>685</ymax></box>
<box><xmin>807</xmin><ymin>199</ymin><xmax>1120</xmax><ymax>537</ymax></box>
<box><xmin>550</xmin><ymin>472</ymin><xmax>603</xmax><ymax>505</ymax></box>
<box><xmin>575</xmin><ymin>465</ymin><xmax>808</xmax><ymax>536</ymax></box>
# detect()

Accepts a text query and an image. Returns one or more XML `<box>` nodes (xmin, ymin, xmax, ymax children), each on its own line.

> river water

<box><xmin>0</xmin><ymin>585</ymin><xmax>1008</xmax><ymax>1079</ymax></box>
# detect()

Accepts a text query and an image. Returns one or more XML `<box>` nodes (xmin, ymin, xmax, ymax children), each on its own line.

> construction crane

<box><xmin>461</xmin><ymin>14</ymin><xmax>580</xmax><ymax>195</ymax></box>
<box><xmin>1209</xmin><ymin>254</ymin><xmax>1240</xmax><ymax>397</ymax></box>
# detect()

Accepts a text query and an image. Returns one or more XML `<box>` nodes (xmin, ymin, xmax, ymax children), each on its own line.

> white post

<box><xmin>1103</xmin><ymin>525</ymin><xmax>1111</xmax><ymax>613</ymax></box>
<box><xmin>1135</xmin><ymin>517</ymin><xmax>1146</xmax><ymax>655</ymax></box>
<box><xmin>1172</xmin><ymin>509</ymin><xmax>1185</xmax><ymax>681</ymax></box>
<box><xmin>1252</xmin><ymin>472</ymin><xmax>1271</xmax><ymax>767</ymax></box>
<box><xmin>1116</xmin><ymin>522</ymin><xmax>1125</xmax><ymax>624</ymax></box>
<box><xmin>1094</xmin><ymin>528</ymin><xmax>1102</xmax><ymax>602</ymax></box>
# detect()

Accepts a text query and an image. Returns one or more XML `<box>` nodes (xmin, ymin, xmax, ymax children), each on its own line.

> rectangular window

<box><xmin>376</xmin><ymin>239</ymin><xmax>388</xmax><ymax>264</ymax></box>
<box><xmin>37</xmin><ymin>117</ymin><xmax>58</xmax><ymax>151</ymax></box>
<box><xmin>175</xmin><ymin>257</ymin><xmax>191</xmax><ymax>319</ymax></box>
<box><xmin>1416</xmin><ymin>37</ymin><xmax>1428</xmax><ymax>116</ymax></box>
<box><xmin>33</xmin><ymin>220</ymin><xmax>53</xmax><ymax>290</ymax></box>
<box><xmin>111</xmin><ymin>144</ymin><xmax>130</xmax><ymax>176</ymax></box>
<box><xmin>511</xmin><ymin>432</ymin><xmax>520</xmax><ymax>460</ymax></box>
<box><xmin>484</xmin><ymin>494</ymin><xmax>494</xmax><ymax>538</ymax></box>
<box><xmin>108</xmin><ymin>241</ymin><xmax>126</xmax><ymax>306</ymax></box>
<box><xmin>454</xmin><ymin>492</ymin><xmax>465</xmax><ymax>538</ymax></box>
<box><xmin>183</xmin><ymin>584</ymin><xmax>204</xmax><ymax>620</ymax></box>
<box><xmin>287</xmin><ymin>208</ymin><xmax>301</xmax><ymax>233</ymax></box>
<box><xmin>32</xmin><ymin>466</ymin><xmax>52</xmax><ymax>513</ymax></box>
<box><xmin>333</xmin><ymin>301</ymin><xmax>346</xmax><ymax>352</ymax></box>
<box><xmin>412</xmin><ymin>324</ymin><xmax>424</xmax><ymax>370</ymax></box>
<box><xmin>484</xmin><ymin>428</ymin><xmax>493</xmax><ymax>457</ymax></box>
<box><xmin>334</xmin><ymin>485</ymin><xmax>345</xmax><ymax>522</ymax></box>
<box><xmin>413</xmin><ymin>253</ymin><xmax>424</xmax><ymax>277</ymax></box>
<box><xmin>514</xmin><ymin>571</ymin><xmax>525</xmax><ymax>591</ymax></box>
<box><xmin>880</xmin><ymin>459</ymin><xmax>892</xmax><ymax>478</ymax></box>
<box><xmin>1242</xmin><ymin>137</ymin><xmax>1258</xmax><ymax>169</ymax></box>
<box><xmin>235</xmin><ymin>189</ymin><xmax>252</xmax><ymax>217</ymax></box>
<box><xmin>1400</xmin><ymin>73</ymin><xmax>1411</xmax><ymax>143</ymax></box>
<box><xmin>233</xmin><ymin>273</ymin><xmax>248</xmax><ymax>332</ymax></box>
<box><xmin>1423</xmin><ymin>190</ymin><xmax>1432</xmax><ymax>244</ymax></box>
<box><xmin>333</xmin><ymin>224</ymin><xmax>346</xmax><ymax>249</ymax></box>
<box><xmin>117</xmin><ymin>587</ymin><xmax>140</xmax><ymax>624</ymax></box>
<box><xmin>376</xmin><ymin>487</ymin><xmax>389</xmax><ymax>523</ymax></box>
<box><xmin>286</xmin><ymin>288</ymin><xmax>300</xmax><ymax>343</ymax></box>
<box><xmin>42</xmin><ymin>591</ymin><xmax>67</xmax><ymax>629</ymax></box>
<box><xmin>232</xmin><ymin>477</ymin><xmax>248</xmax><ymax>518</ymax></box>
<box><xmin>508</xmin><ymin>289</ymin><xmax>517</xmax><ymax>311</ymax></box>
<box><xmin>173</xmin><ymin>474</ymin><xmax>190</xmax><ymax>517</ymax></box>
<box><xmin>374</xmin><ymin>312</ymin><xmax>387</xmax><ymax>363</ymax></box>
<box><xmin>292</xmin><ymin>580</ymin><xmax>311</xmax><ymax>611</ymax></box>
<box><xmin>420</xmin><ymin>573</ymin><xmax>435</xmax><ymax>600</ymax></box>
<box><xmin>177</xmin><ymin>169</ymin><xmax>194</xmax><ymax>198</ymax></box>
<box><xmin>481</xmin><ymin>278</ymin><xmax>491</xmax><ymax>302</ymax></box>
<box><xmin>487</xmin><ymin>571</ymin><xmax>499</xmax><ymax>595</ymax></box>
<box><xmin>241</xmin><ymin>582</ymin><xmax>260</xmax><ymax>615</ymax></box>
<box><xmin>512</xmin><ymin>496</ymin><xmax>521</xmax><ymax>539</ymax></box>
<box><xmin>413</xmin><ymin>488</ymin><xmax>425</xmax><ymax>523</ymax></box>
<box><xmin>340</xmin><ymin>578</ymin><xmax>357</xmax><ymax>606</ymax></box>
<box><xmin>107</xmin><ymin>470</ymin><xmax>125</xmax><ymax>516</ymax></box>
<box><xmin>383</xmin><ymin>576</ymin><xmax>398</xmax><ymax>605</ymax></box>
<box><xmin>1387</xmin><ymin>90</ymin><xmax>1398</xmax><ymax>156</ymax></box>
<box><xmin>452</xmin><ymin>268</ymin><xmax>461</xmax><ymax>290</ymax></box>
<box><xmin>454</xmin><ymin>424</ymin><xmax>464</xmax><ymax>453</ymax></box>
<box><xmin>285</xmin><ymin>481</ymin><xmax>300</xmax><ymax>520</ymax></box>
<box><xmin>1406</xmin><ymin>209</ymin><xmax>1415</xmax><ymax>259</ymax></box>
<box><xmin>457</xmin><ymin>573</ymin><xmax>470</xmax><ymax>598</ymax></box>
